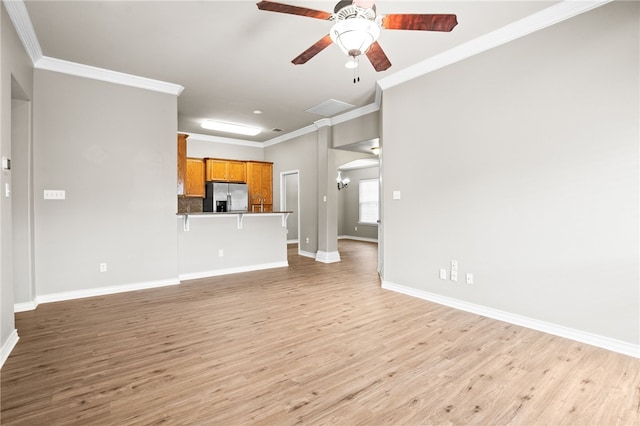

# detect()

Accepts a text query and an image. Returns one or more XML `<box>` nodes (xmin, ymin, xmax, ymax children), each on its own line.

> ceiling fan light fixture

<box><xmin>345</xmin><ymin>57</ymin><xmax>358</xmax><ymax>69</ymax></box>
<box><xmin>330</xmin><ymin>18</ymin><xmax>380</xmax><ymax>58</ymax></box>
<box><xmin>201</xmin><ymin>120</ymin><xmax>261</xmax><ymax>136</ymax></box>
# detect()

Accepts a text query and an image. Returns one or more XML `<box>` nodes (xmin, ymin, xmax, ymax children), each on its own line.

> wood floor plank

<box><xmin>2</xmin><ymin>241</ymin><xmax>639</xmax><ymax>425</ymax></box>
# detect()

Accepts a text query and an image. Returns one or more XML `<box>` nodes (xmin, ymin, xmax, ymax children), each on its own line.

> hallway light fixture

<box><xmin>337</xmin><ymin>171</ymin><xmax>350</xmax><ymax>190</ymax></box>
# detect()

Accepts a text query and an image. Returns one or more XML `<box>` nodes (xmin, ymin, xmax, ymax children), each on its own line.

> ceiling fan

<box><xmin>256</xmin><ymin>0</ymin><xmax>458</xmax><ymax>72</ymax></box>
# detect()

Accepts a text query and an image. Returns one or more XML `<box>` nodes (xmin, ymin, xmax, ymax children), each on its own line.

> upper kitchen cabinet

<box><xmin>246</xmin><ymin>161</ymin><xmax>273</xmax><ymax>212</ymax></box>
<box><xmin>177</xmin><ymin>133</ymin><xmax>189</xmax><ymax>196</ymax></box>
<box><xmin>205</xmin><ymin>158</ymin><xmax>246</xmax><ymax>183</ymax></box>
<box><xmin>185</xmin><ymin>158</ymin><xmax>205</xmax><ymax>197</ymax></box>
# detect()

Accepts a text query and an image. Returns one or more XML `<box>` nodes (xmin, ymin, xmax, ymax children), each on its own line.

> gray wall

<box><xmin>178</xmin><ymin>215</ymin><xmax>287</xmax><ymax>277</ymax></box>
<box><xmin>333</xmin><ymin>112</ymin><xmax>379</xmax><ymax>148</ymax></box>
<box><xmin>338</xmin><ymin>166</ymin><xmax>379</xmax><ymax>240</ymax></box>
<box><xmin>1</xmin><ymin>3</ymin><xmax>34</xmax><ymax>355</ymax></box>
<box><xmin>186</xmin><ymin>137</ymin><xmax>264</xmax><ymax>161</ymax></box>
<box><xmin>265</xmin><ymin>132</ymin><xmax>318</xmax><ymax>254</ymax></box>
<box><xmin>381</xmin><ymin>1</ymin><xmax>639</xmax><ymax>345</ymax></box>
<box><xmin>33</xmin><ymin>70</ymin><xmax>179</xmax><ymax>297</ymax></box>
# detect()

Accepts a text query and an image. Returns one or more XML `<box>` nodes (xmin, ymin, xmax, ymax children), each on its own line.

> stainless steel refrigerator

<box><xmin>204</xmin><ymin>182</ymin><xmax>248</xmax><ymax>212</ymax></box>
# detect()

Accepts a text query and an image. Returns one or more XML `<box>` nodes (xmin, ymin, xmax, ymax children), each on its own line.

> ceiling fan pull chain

<box><xmin>353</xmin><ymin>56</ymin><xmax>360</xmax><ymax>84</ymax></box>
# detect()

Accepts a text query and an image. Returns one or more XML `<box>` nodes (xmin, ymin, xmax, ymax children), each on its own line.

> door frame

<box><xmin>279</xmin><ymin>169</ymin><xmax>300</xmax><ymax>245</ymax></box>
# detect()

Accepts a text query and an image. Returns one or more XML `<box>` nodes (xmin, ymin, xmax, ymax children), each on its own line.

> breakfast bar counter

<box><xmin>176</xmin><ymin>211</ymin><xmax>291</xmax><ymax>281</ymax></box>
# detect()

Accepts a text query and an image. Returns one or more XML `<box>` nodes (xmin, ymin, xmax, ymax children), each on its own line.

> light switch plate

<box><xmin>392</xmin><ymin>191</ymin><xmax>401</xmax><ymax>200</ymax></box>
<box><xmin>44</xmin><ymin>190</ymin><xmax>66</xmax><ymax>200</ymax></box>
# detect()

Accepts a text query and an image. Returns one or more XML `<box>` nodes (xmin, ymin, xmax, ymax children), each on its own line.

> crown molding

<box><xmin>378</xmin><ymin>0</ymin><xmax>612</xmax><ymax>91</ymax></box>
<box><xmin>314</xmin><ymin>118</ymin><xmax>333</xmax><ymax>129</ymax></box>
<box><xmin>183</xmin><ymin>132</ymin><xmax>264</xmax><ymax>148</ymax></box>
<box><xmin>3</xmin><ymin>0</ymin><xmax>42</xmax><ymax>63</ymax></box>
<box><xmin>263</xmin><ymin>100</ymin><xmax>381</xmax><ymax>146</ymax></box>
<box><xmin>35</xmin><ymin>56</ymin><xmax>184</xmax><ymax>96</ymax></box>
<box><xmin>262</xmin><ymin>123</ymin><xmax>318</xmax><ymax>147</ymax></box>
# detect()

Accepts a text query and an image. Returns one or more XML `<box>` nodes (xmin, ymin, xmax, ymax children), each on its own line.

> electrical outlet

<box><xmin>451</xmin><ymin>259</ymin><xmax>458</xmax><ymax>271</ymax></box>
<box><xmin>218</xmin><ymin>249</ymin><xmax>224</xmax><ymax>257</ymax></box>
<box><xmin>439</xmin><ymin>269</ymin><xmax>447</xmax><ymax>280</ymax></box>
<box><xmin>451</xmin><ymin>270</ymin><xmax>458</xmax><ymax>282</ymax></box>
<box><xmin>99</xmin><ymin>263</ymin><xmax>107</xmax><ymax>272</ymax></box>
<box><xmin>466</xmin><ymin>273</ymin><xmax>473</xmax><ymax>285</ymax></box>
<box><xmin>305</xmin><ymin>237</ymin><xmax>310</xmax><ymax>244</ymax></box>
<box><xmin>355</xmin><ymin>226</ymin><xmax>357</xmax><ymax>231</ymax></box>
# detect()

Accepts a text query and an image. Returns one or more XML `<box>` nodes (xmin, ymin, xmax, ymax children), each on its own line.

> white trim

<box><xmin>263</xmin><ymin>123</ymin><xmax>318</xmax><ymax>147</ymax></box>
<box><xmin>338</xmin><ymin>235</ymin><xmax>378</xmax><ymax>243</ymax></box>
<box><xmin>36</xmin><ymin>278</ymin><xmax>180</xmax><ymax>304</ymax></box>
<box><xmin>263</xmin><ymin>101</ymin><xmax>382</xmax><ymax>147</ymax></box>
<box><xmin>314</xmin><ymin>118</ymin><xmax>332</xmax><ymax>129</ymax></box>
<box><xmin>315</xmin><ymin>251</ymin><xmax>341</xmax><ymax>264</ymax></box>
<box><xmin>377</xmin><ymin>0</ymin><xmax>612</xmax><ymax>91</ymax></box>
<box><xmin>298</xmin><ymin>249</ymin><xmax>317</xmax><ymax>259</ymax></box>
<box><xmin>35</xmin><ymin>56</ymin><xmax>184</xmax><ymax>96</ymax></box>
<box><xmin>1</xmin><ymin>329</ymin><xmax>20</xmax><ymax>369</ymax></box>
<box><xmin>382</xmin><ymin>281</ymin><xmax>640</xmax><ymax>359</ymax></box>
<box><xmin>330</xmin><ymin>101</ymin><xmax>380</xmax><ymax>126</ymax></box>
<box><xmin>179</xmin><ymin>261</ymin><xmax>288</xmax><ymax>281</ymax></box>
<box><xmin>182</xmin><ymin>131</ymin><xmax>264</xmax><ymax>148</ymax></box>
<box><xmin>14</xmin><ymin>300</ymin><xmax>38</xmax><ymax>312</ymax></box>
<box><xmin>3</xmin><ymin>0</ymin><xmax>42</xmax><ymax>64</ymax></box>
<box><xmin>286</xmin><ymin>239</ymin><xmax>299</xmax><ymax>244</ymax></box>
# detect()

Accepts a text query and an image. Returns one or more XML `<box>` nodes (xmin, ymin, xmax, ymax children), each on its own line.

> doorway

<box><xmin>280</xmin><ymin>170</ymin><xmax>299</xmax><ymax>244</ymax></box>
<box><xmin>11</xmin><ymin>76</ymin><xmax>35</xmax><ymax>310</ymax></box>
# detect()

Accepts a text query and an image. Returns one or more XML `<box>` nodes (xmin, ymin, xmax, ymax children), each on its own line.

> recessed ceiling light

<box><xmin>201</xmin><ymin>120</ymin><xmax>261</xmax><ymax>136</ymax></box>
<box><xmin>253</xmin><ymin>110</ymin><xmax>263</xmax><ymax>114</ymax></box>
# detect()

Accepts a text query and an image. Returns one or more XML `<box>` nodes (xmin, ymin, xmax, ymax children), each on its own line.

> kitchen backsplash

<box><xmin>178</xmin><ymin>197</ymin><xmax>203</xmax><ymax>213</ymax></box>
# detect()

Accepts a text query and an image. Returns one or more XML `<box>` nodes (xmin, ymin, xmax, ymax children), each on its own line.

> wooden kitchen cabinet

<box><xmin>205</xmin><ymin>159</ymin><xmax>246</xmax><ymax>183</ymax></box>
<box><xmin>184</xmin><ymin>158</ymin><xmax>205</xmax><ymax>197</ymax></box>
<box><xmin>246</xmin><ymin>161</ymin><xmax>273</xmax><ymax>212</ymax></box>
<box><xmin>177</xmin><ymin>133</ymin><xmax>189</xmax><ymax>196</ymax></box>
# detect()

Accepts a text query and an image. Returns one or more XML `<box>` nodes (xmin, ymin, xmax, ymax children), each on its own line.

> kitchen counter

<box><xmin>177</xmin><ymin>211</ymin><xmax>292</xmax><ymax>231</ymax></box>
<box><xmin>177</xmin><ymin>211</ymin><xmax>292</xmax><ymax>216</ymax></box>
<box><xmin>177</xmin><ymin>211</ymin><xmax>290</xmax><ymax>281</ymax></box>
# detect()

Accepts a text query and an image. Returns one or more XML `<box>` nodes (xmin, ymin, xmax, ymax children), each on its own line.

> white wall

<box><xmin>33</xmin><ymin>70</ymin><xmax>179</xmax><ymax>298</ymax></box>
<box><xmin>381</xmin><ymin>1</ymin><xmax>639</xmax><ymax>349</ymax></box>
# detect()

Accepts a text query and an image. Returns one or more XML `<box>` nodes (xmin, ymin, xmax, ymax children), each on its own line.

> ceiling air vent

<box><xmin>305</xmin><ymin>99</ymin><xmax>355</xmax><ymax>117</ymax></box>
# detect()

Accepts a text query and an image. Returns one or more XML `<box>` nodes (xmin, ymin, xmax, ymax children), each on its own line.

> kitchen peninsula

<box><xmin>176</xmin><ymin>134</ymin><xmax>290</xmax><ymax>280</ymax></box>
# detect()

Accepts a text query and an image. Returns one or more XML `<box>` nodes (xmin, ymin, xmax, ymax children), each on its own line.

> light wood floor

<box><xmin>2</xmin><ymin>240</ymin><xmax>639</xmax><ymax>425</ymax></box>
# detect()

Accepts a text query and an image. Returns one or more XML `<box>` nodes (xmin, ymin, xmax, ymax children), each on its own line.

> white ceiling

<box><xmin>20</xmin><ymin>0</ymin><xmax>560</xmax><ymax>143</ymax></box>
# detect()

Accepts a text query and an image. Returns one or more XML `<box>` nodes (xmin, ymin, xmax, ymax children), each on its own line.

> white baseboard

<box><xmin>382</xmin><ymin>281</ymin><xmax>640</xmax><ymax>359</ymax></box>
<box><xmin>338</xmin><ymin>235</ymin><xmax>378</xmax><ymax>243</ymax></box>
<box><xmin>36</xmin><ymin>278</ymin><xmax>181</xmax><ymax>305</ymax></box>
<box><xmin>287</xmin><ymin>239</ymin><xmax>299</xmax><ymax>244</ymax></box>
<box><xmin>14</xmin><ymin>300</ymin><xmax>38</xmax><ymax>312</ymax></box>
<box><xmin>316</xmin><ymin>250</ymin><xmax>341</xmax><ymax>264</ymax></box>
<box><xmin>179</xmin><ymin>261</ymin><xmax>288</xmax><ymax>281</ymax></box>
<box><xmin>1</xmin><ymin>329</ymin><xmax>19</xmax><ymax>369</ymax></box>
<box><xmin>298</xmin><ymin>249</ymin><xmax>316</xmax><ymax>259</ymax></box>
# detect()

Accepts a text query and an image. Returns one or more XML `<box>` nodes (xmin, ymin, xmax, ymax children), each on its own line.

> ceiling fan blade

<box><xmin>381</xmin><ymin>14</ymin><xmax>458</xmax><ymax>32</ymax></box>
<box><xmin>256</xmin><ymin>1</ymin><xmax>332</xmax><ymax>20</ymax></box>
<box><xmin>292</xmin><ymin>35</ymin><xmax>333</xmax><ymax>65</ymax></box>
<box><xmin>366</xmin><ymin>41</ymin><xmax>391</xmax><ymax>72</ymax></box>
